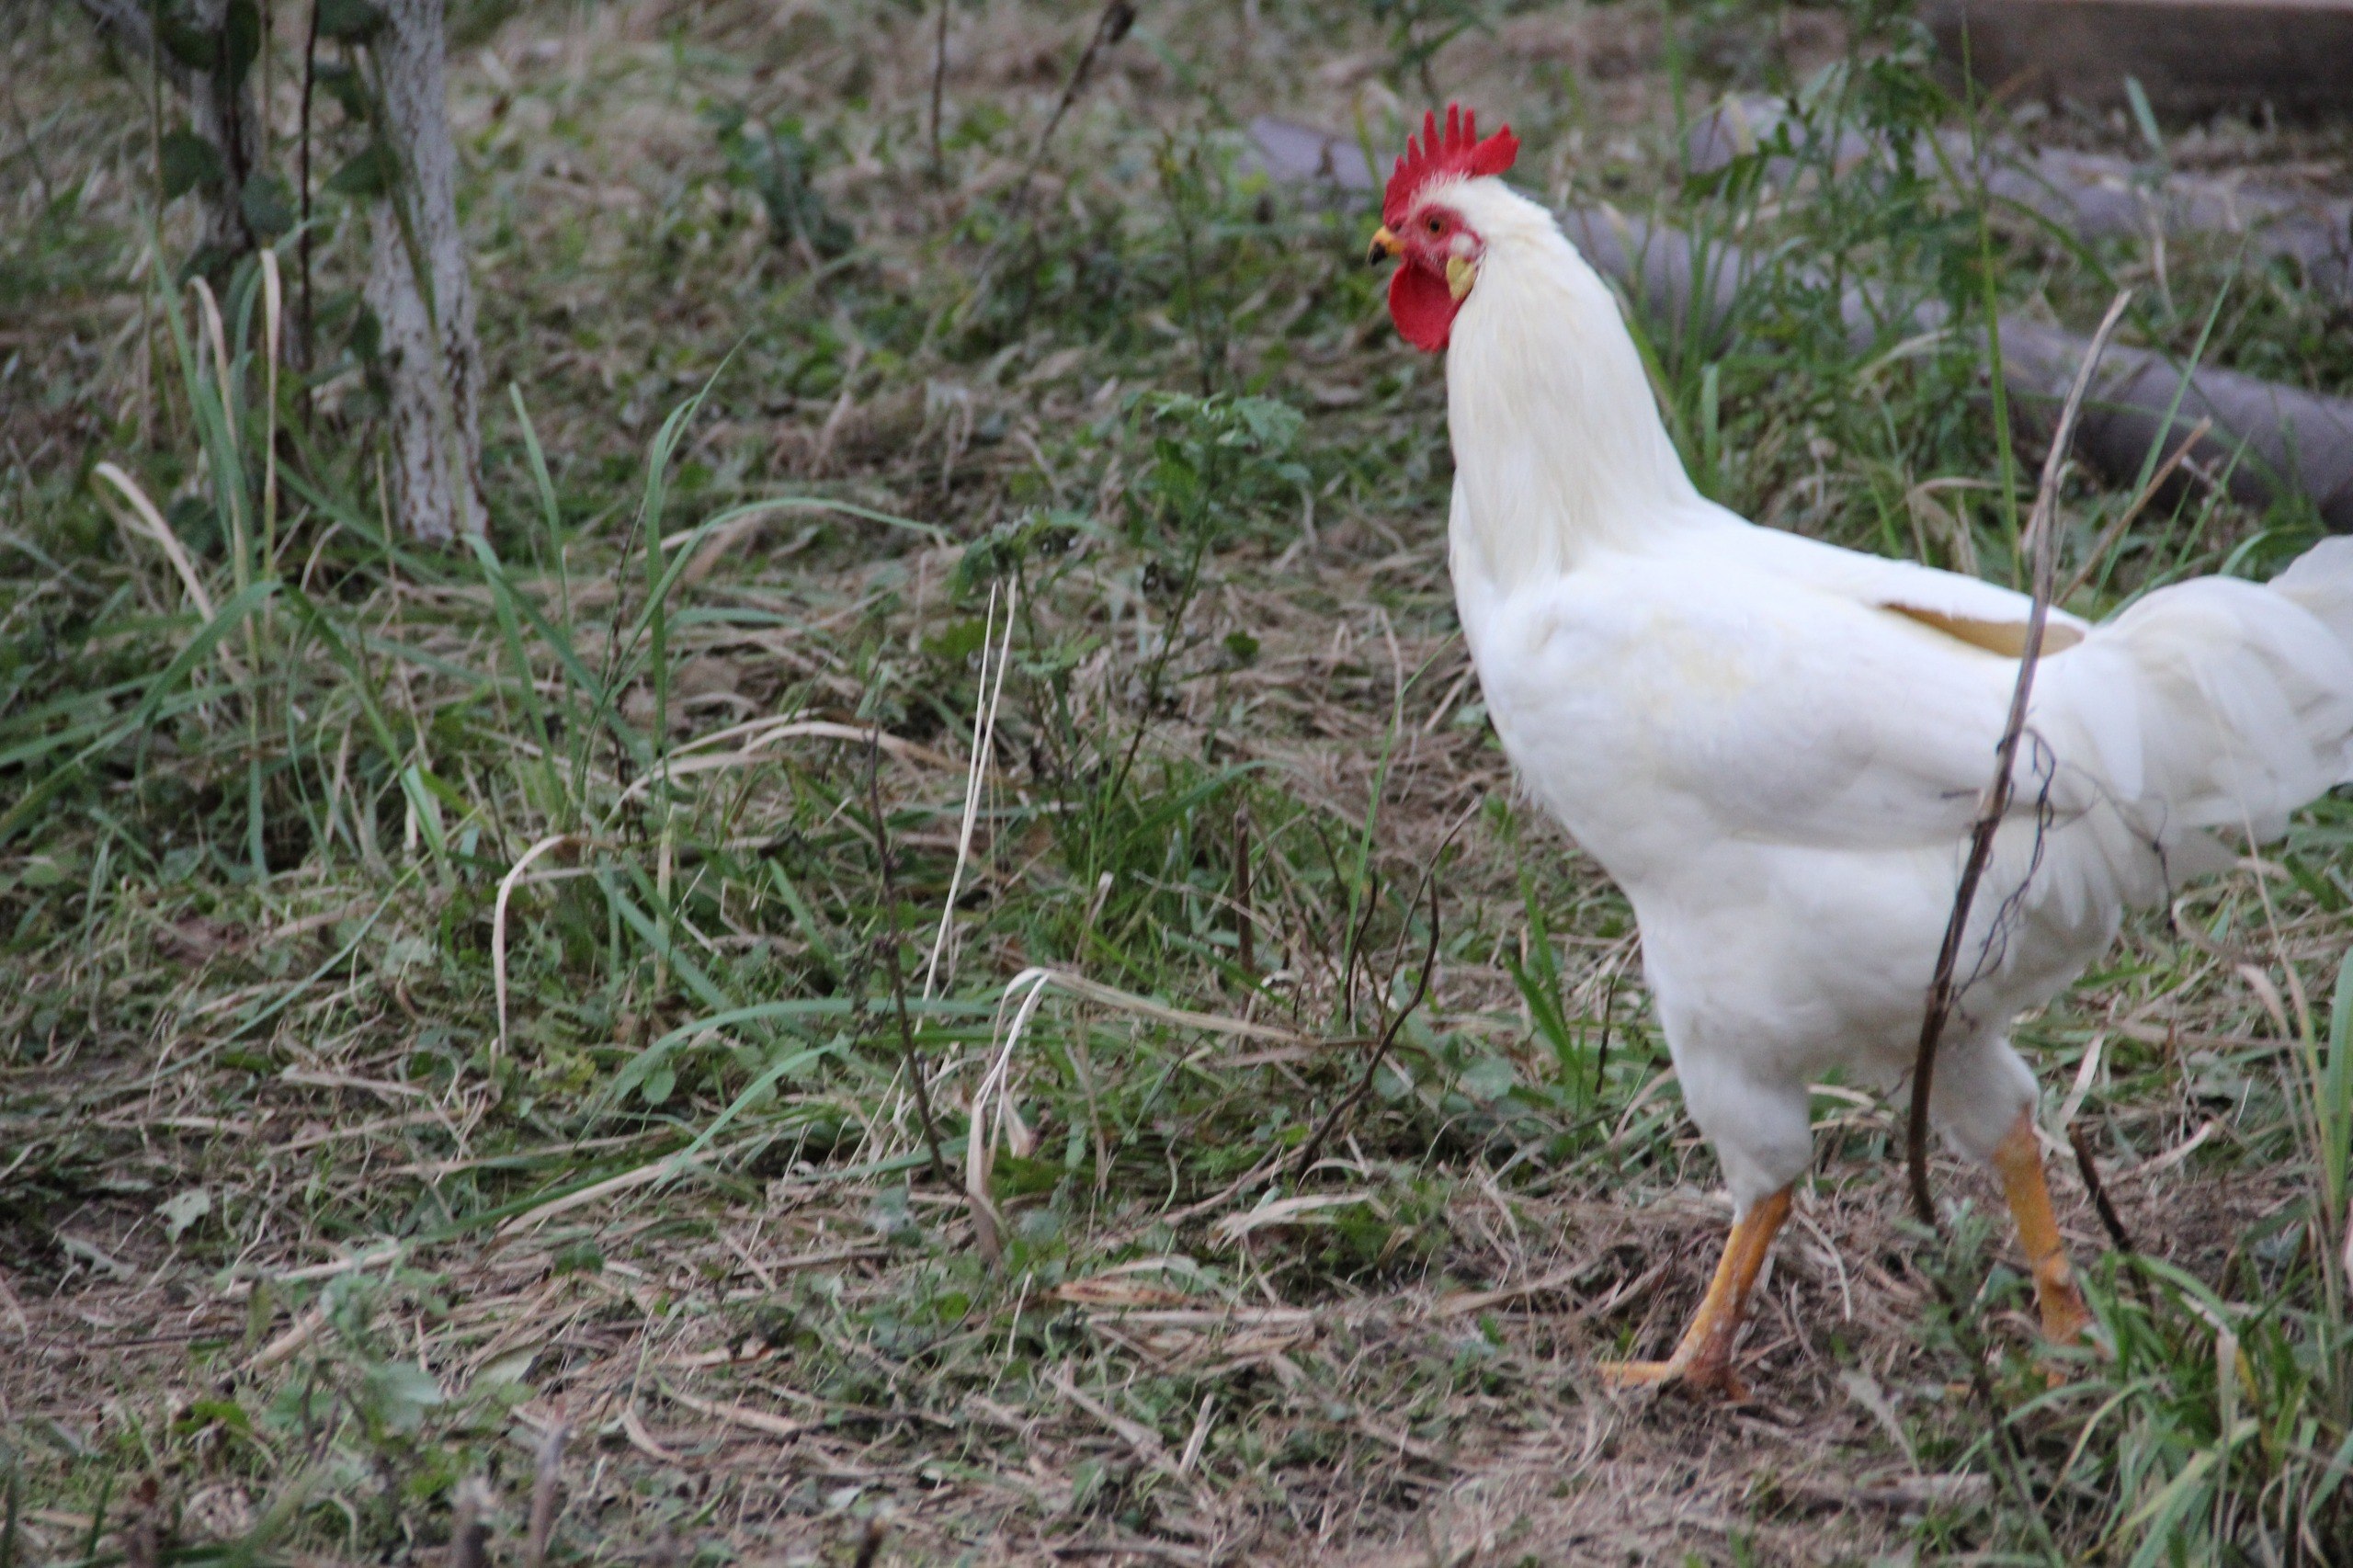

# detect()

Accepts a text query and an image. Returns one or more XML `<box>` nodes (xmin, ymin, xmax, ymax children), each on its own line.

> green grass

<box><xmin>5</xmin><ymin>1</ymin><xmax>2353</xmax><ymax>1563</ymax></box>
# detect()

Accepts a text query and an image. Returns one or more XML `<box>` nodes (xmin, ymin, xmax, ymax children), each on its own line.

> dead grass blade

<box><xmin>923</xmin><ymin>577</ymin><xmax>1017</xmax><ymax>998</ymax></box>
<box><xmin>494</xmin><ymin>833</ymin><xmax>578</xmax><ymax>1060</ymax></box>
<box><xmin>659</xmin><ymin>1384</ymin><xmax>814</xmax><ymax>1442</ymax></box>
<box><xmin>92</xmin><ymin>461</ymin><xmax>216</xmax><ymax>621</ymax></box>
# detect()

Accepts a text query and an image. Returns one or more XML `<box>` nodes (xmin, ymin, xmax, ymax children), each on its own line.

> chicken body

<box><xmin>1418</xmin><ymin>176</ymin><xmax>2353</xmax><ymax>1381</ymax></box>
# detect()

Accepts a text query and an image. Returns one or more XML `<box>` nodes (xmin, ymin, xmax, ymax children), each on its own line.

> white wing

<box><xmin>1475</xmin><ymin>531</ymin><xmax>2353</xmax><ymax>924</ymax></box>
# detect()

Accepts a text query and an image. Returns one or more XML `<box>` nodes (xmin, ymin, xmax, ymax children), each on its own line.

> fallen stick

<box><xmin>1686</xmin><ymin>95</ymin><xmax>2353</xmax><ymax>304</ymax></box>
<box><xmin>1920</xmin><ymin>0</ymin><xmax>2353</xmax><ymax>117</ymax></box>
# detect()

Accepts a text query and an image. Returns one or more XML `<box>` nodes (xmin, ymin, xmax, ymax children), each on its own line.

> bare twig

<box><xmin>1339</xmin><ymin>866</ymin><xmax>1381</xmax><ymax>1031</ymax></box>
<box><xmin>1292</xmin><ymin>868</ymin><xmax>1442</xmax><ymax>1179</ymax></box>
<box><xmin>946</xmin><ymin>0</ymin><xmax>1136</xmax><ymax>334</ymax></box>
<box><xmin>299</xmin><ymin>0</ymin><xmax>322</xmax><ymax>388</ymax></box>
<box><xmin>1905</xmin><ymin>289</ymin><xmax>2134</xmax><ymax>1232</ymax></box>
<box><xmin>449</xmin><ymin>1479</ymin><xmax>493</xmax><ymax>1568</ymax></box>
<box><xmin>524</xmin><ymin>1420</ymin><xmax>566</xmax><ymax>1568</ymax></box>
<box><xmin>868</xmin><ymin>727</ymin><xmax>949</xmax><ymax>1185</ymax></box>
<box><xmin>2068</xmin><ymin>1121</ymin><xmax>2138</xmax><ymax>1256</ymax></box>
<box><xmin>927</xmin><ymin>0</ymin><xmax>950</xmax><ymax>184</ymax></box>
<box><xmin>1233</xmin><ymin>805</ymin><xmax>1255</xmax><ymax>979</ymax></box>
<box><xmin>1006</xmin><ymin>0</ymin><xmax>1137</xmax><ymax>217</ymax></box>
<box><xmin>120</xmin><ymin>1479</ymin><xmax>157</xmax><ymax>1568</ymax></box>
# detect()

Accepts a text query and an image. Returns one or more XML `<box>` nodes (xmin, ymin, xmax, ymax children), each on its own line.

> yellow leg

<box><xmin>1599</xmin><ymin>1184</ymin><xmax>1793</xmax><ymax>1398</ymax></box>
<box><xmin>1991</xmin><ymin>1110</ymin><xmax>2092</xmax><ymax>1344</ymax></box>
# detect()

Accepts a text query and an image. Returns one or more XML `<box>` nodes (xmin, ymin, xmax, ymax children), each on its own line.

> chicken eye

<box><xmin>1425</xmin><ymin>215</ymin><xmax>1445</xmax><ymax>235</ymax></box>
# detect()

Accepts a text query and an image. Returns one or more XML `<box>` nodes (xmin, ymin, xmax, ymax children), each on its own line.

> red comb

<box><xmin>1383</xmin><ymin>105</ymin><xmax>1518</xmax><ymax>225</ymax></box>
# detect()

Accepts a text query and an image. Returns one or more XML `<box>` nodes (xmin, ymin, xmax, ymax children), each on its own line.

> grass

<box><xmin>5</xmin><ymin>0</ymin><xmax>2353</xmax><ymax>1562</ymax></box>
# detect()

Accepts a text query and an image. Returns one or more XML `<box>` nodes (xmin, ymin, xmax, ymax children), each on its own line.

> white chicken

<box><xmin>1369</xmin><ymin>107</ymin><xmax>2353</xmax><ymax>1393</ymax></box>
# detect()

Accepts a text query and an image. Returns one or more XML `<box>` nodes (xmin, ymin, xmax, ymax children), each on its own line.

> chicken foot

<box><xmin>1598</xmin><ymin>1183</ymin><xmax>1792</xmax><ymax>1397</ymax></box>
<box><xmin>1991</xmin><ymin>1109</ymin><xmax>2093</xmax><ymax>1343</ymax></box>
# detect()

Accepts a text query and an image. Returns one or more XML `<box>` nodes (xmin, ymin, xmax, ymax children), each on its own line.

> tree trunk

<box><xmin>368</xmin><ymin>0</ymin><xmax>483</xmax><ymax>540</ymax></box>
<box><xmin>78</xmin><ymin>0</ymin><xmax>262</xmax><ymax>258</ymax></box>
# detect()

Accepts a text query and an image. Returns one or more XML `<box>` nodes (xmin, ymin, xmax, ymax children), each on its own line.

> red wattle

<box><xmin>1388</xmin><ymin>262</ymin><xmax>1460</xmax><ymax>353</ymax></box>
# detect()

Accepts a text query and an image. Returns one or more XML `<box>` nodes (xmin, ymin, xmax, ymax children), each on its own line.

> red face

<box><xmin>1370</xmin><ymin>106</ymin><xmax>1518</xmax><ymax>351</ymax></box>
<box><xmin>1370</xmin><ymin>198</ymin><xmax>1479</xmax><ymax>353</ymax></box>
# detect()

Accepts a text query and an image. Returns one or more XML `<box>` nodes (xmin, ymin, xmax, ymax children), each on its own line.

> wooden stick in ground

<box><xmin>298</xmin><ymin>0</ymin><xmax>322</xmax><ymax>390</ymax></box>
<box><xmin>867</xmin><ymin>727</ymin><xmax>949</xmax><ymax>1184</ymax></box>
<box><xmin>525</xmin><ymin>1420</ymin><xmax>566</xmax><ymax>1568</ymax></box>
<box><xmin>2067</xmin><ymin>1122</ymin><xmax>2138</xmax><ymax>1256</ymax></box>
<box><xmin>1904</xmin><ymin>289</ymin><xmax>2134</xmax><ymax>1232</ymax></box>
<box><xmin>927</xmin><ymin>0</ymin><xmax>950</xmax><ymax>183</ymax></box>
<box><xmin>449</xmin><ymin>1479</ymin><xmax>493</xmax><ymax>1568</ymax></box>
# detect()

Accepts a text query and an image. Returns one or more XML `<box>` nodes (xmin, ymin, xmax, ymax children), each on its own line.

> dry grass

<box><xmin>5</xmin><ymin>2</ymin><xmax>2352</xmax><ymax>1564</ymax></box>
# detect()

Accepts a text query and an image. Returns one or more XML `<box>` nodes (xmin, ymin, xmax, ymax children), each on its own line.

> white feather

<box><xmin>1433</xmin><ymin>176</ymin><xmax>2353</xmax><ymax>1212</ymax></box>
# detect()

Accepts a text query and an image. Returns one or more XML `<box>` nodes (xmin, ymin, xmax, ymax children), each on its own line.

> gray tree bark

<box><xmin>77</xmin><ymin>0</ymin><xmax>262</xmax><ymax>257</ymax></box>
<box><xmin>367</xmin><ymin>0</ymin><xmax>483</xmax><ymax>540</ymax></box>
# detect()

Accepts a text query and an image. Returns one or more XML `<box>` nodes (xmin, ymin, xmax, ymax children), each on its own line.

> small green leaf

<box><xmin>155</xmin><ymin>15</ymin><xmax>219</xmax><ymax>71</ymax></box>
<box><xmin>325</xmin><ymin>142</ymin><xmax>399</xmax><ymax>199</ymax></box>
<box><xmin>159</xmin><ymin>129</ymin><xmax>226</xmax><ymax>198</ymax></box>
<box><xmin>993</xmin><ymin>1153</ymin><xmax>1062</xmax><ymax>1198</ymax></box>
<box><xmin>316</xmin><ymin>0</ymin><xmax>388</xmax><ymax>42</ymax></box>
<box><xmin>1459</xmin><ymin>1055</ymin><xmax>1517</xmax><ymax>1103</ymax></box>
<box><xmin>640</xmin><ymin>1062</ymin><xmax>676</xmax><ymax>1106</ymax></box>
<box><xmin>240</xmin><ymin>173</ymin><xmax>296</xmax><ymax>237</ymax></box>
<box><xmin>222</xmin><ymin>0</ymin><xmax>262</xmax><ymax>87</ymax></box>
<box><xmin>315</xmin><ymin>61</ymin><xmax>370</xmax><ymax>119</ymax></box>
<box><xmin>175</xmin><ymin>1397</ymin><xmax>252</xmax><ymax>1437</ymax></box>
<box><xmin>1222</xmin><ymin>630</ymin><xmax>1260</xmax><ymax>665</ymax></box>
<box><xmin>552</xmin><ymin>1242</ymin><xmax>604</xmax><ymax>1275</ymax></box>
<box><xmin>922</xmin><ymin>617</ymin><xmax>988</xmax><ymax>662</ymax></box>
<box><xmin>358</xmin><ymin>1360</ymin><xmax>444</xmax><ymax>1436</ymax></box>
<box><xmin>2123</xmin><ymin>75</ymin><xmax>2165</xmax><ymax>161</ymax></box>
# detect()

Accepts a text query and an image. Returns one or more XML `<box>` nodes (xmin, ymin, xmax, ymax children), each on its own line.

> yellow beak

<box><xmin>1366</xmin><ymin>225</ymin><xmax>1402</xmax><ymax>266</ymax></box>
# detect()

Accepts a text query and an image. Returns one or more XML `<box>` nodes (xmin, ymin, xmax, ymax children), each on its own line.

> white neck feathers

<box><xmin>1439</xmin><ymin>181</ymin><xmax>1702</xmax><ymax>584</ymax></box>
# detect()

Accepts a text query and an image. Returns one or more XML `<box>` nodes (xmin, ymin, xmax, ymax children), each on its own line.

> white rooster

<box><xmin>1369</xmin><ymin>107</ymin><xmax>2353</xmax><ymax>1394</ymax></box>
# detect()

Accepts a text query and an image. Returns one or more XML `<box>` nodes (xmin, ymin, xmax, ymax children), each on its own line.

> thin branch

<box><xmin>449</xmin><ymin>1479</ymin><xmax>493</xmax><ymax>1568</ymax></box>
<box><xmin>926</xmin><ymin>0</ymin><xmax>950</xmax><ymax>185</ymax></box>
<box><xmin>1291</xmin><ymin>868</ymin><xmax>1441</xmax><ymax>1180</ymax></box>
<box><xmin>2067</xmin><ymin>1122</ymin><xmax>2137</xmax><ymax>1256</ymax></box>
<box><xmin>1233</xmin><ymin>804</ymin><xmax>1255</xmax><ymax>980</ymax></box>
<box><xmin>524</xmin><ymin>1420</ymin><xmax>567</xmax><ymax>1568</ymax></box>
<box><xmin>1005</xmin><ymin>0</ymin><xmax>1135</xmax><ymax>218</ymax></box>
<box><xmin>298</xmin><ymin>0</ymin><xmax>322</xmax><ymax>388</ymax></box>
<box><xmin>868</xmin><ymin>727</ymin><xmax>949</xmax><ymax>1185</ymax></box>
<box><xmin>1905</xmin><ymin>289</ymin><xmax>2134</xmax><ymax>1232</ymax></box>
<box><xmin>943</xmin><ymin>0</ymin><xmax>1135</xmax><ymax>335</ymax></box>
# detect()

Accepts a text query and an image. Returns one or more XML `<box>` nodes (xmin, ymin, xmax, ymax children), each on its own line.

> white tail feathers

<box><xmin>2019</xmin><ymin>537</ymin><xmax>2353</xmax><ymax>935</ymax></box>
<box><xmin>2270</xmin><ymin>536</ymin><xmax>2353</xmax><ymax>647</ymax></box>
